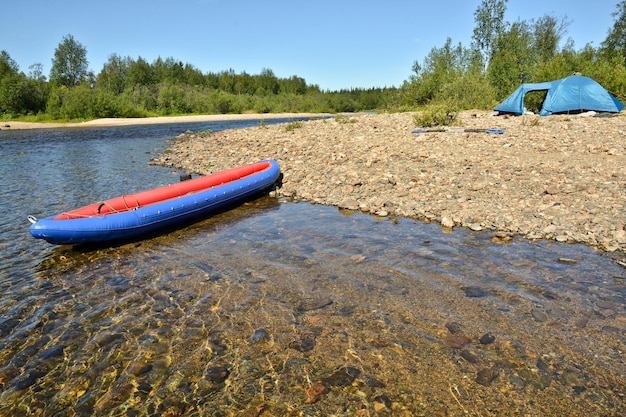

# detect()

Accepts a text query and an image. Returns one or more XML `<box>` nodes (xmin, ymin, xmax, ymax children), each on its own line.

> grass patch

<box><xmin>334</xmin><ymin>114</ymin><xmax>357</xmax><ymax>124</ymax></box>
<box><xmin>522</xmin><ymin>117</ymin><xmax>542</xmax><ymax>126</ymax></box>
<box><xmin>285</xmin><ymin>121</ymin><xmax>304</xmax><ymax>132</ymax></box>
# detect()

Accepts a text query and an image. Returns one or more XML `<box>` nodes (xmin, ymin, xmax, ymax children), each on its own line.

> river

<box><xmin>0</xmin><ymin>119</ymin><xmax>624</xmax><ymax>416</ymax></box>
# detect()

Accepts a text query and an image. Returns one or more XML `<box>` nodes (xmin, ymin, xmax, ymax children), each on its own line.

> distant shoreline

<box><xmin>0</xmin><ymin>113</ymin><xmax>332</xmax><ymax>130</ymax></box>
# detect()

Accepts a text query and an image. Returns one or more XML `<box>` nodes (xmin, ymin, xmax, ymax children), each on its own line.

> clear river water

<box><xmin>0</xmin><ymin>119</ymin><xmax>624</xmax><ymax>416</ymax></box>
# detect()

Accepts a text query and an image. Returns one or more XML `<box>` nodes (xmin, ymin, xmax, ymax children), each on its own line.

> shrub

<box><xmin>413</xmin><ymin>103</ymin><xmax>459</xmax><ymax>127</ymax></box>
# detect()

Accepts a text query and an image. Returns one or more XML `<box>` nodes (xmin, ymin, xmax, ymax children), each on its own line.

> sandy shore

<box><xmin>152</xmin><ymin>110</ymin><xmax>626</xmax><ymax>254</ymax></box>
<box><xmin>0</xmin><ymin>113</ymin><xmax>330</xmax><ymax>130</ymax></box>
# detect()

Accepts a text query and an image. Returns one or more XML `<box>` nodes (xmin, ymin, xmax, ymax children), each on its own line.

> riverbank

<box><xmin>153</xmin><ymin>110</ymin><xmax>626</xmax><ymax>254</ymax></box>
<box><xmin>0</xmin><ymin>112</ymin><xmax>331</xmax><ymax>130</ymax></box>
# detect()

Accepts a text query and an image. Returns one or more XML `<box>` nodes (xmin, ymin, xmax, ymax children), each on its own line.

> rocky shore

<box><xmin>153</xmin><ymin>110</ymin><xmax>626</xmax><ymax>253</ymax></box>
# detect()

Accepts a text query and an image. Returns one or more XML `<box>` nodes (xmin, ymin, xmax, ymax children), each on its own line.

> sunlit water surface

<box><xmin>0</xmin><ymin>120</ymin><xmax>624</xmax><ymax>416</ymax></box>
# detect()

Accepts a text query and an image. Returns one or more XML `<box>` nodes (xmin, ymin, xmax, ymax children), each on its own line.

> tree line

<box><xmin>0</xmin><ymin>43</ymin><xmax>395</xmax><ymax>120</ymax></box>
<box><xmin>1</xmin><ymin>1</ymin><xmax>625</xmax><ymax>121</ymax></box>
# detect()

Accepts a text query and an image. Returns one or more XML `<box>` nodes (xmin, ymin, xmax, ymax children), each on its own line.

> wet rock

<box><xmin>445</xmin><ymin>322</ymin><xmax>463</xmax><ymax>334</ymax></box>
<box><xmin>441</xmin><ymin>216</ymin><xmax>455</xmax><ymax>228</ymax></box>
<box><xmin>475</xmin><ymin>367</ymin><xmax>499</xmax><ymax>386</ymax></box>
<box><xmin>289</xmin><ymin>334</ymin><xmax>316</xmax><ymax>352</ymax></box>
<box><xmin>205</xmin><ymin>366</ymin><xmax>230</xmax><ymax>383</ymax></box>
<box><xmin>463</xmin><ymin>286</ymin><xmax>488</xmax><ymax>298</ymax></box>
<box><xmin>479</xmin><ymin>333</ymin><xmax>496</xmax><ymax>345</ymax></box>
<box><xmin>250</xmin><ymin>328</ymin><xmax>272</xmax><ymax>343</ymax></box>
<box><xmin>321</xmin><ymin>366</ymin><xmax>361</xmax><ymax>387</ymax></box>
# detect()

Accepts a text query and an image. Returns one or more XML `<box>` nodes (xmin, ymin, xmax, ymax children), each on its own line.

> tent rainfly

<box><xmin>494</xmin><ymin>75</ymin><xmax>624</xmax><ymax>116</ymax></box>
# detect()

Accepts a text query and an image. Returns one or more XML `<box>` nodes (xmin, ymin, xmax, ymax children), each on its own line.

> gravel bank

<box><xmin>153</xmin><ymin>111</ymin><xmax>626</xmax><ymax>253</ymax></box>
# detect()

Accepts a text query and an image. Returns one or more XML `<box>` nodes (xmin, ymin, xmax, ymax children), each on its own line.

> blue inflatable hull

<box><xmin>29</xmin><ymin>160</ymin><xmax>280</xmax><ymax>245</ymax></box>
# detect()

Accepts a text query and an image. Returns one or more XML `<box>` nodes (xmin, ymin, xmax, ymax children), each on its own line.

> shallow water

<box><xmin>0</xmin><ymin>121</ymin><xmax>625</xmax><ymax>416</ymax></box>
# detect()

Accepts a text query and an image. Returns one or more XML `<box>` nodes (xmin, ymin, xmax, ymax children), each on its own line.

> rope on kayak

<box><xmin>96</xmin><ymin>201</ymin><xmax>120</xmax><ymax>214</ymax></box>
<box><xmin>122</xmin><ymin>195</ymin><xmax>140</xmax><ymax>211</ymax></box>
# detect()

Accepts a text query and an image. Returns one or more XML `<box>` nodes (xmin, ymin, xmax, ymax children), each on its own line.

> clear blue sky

<box><xmin>0</xmin><ymin>0</ymin><xmax>620</xmax><ymax>91</ymax></box>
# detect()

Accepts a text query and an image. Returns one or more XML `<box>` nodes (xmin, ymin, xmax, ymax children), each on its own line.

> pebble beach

<box><xmin>153</xmin><ymin>110</ymin><xmax>626</xmax><ymax>255</ymax></box>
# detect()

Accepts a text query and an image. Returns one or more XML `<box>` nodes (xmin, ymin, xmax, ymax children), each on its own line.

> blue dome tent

<box><xmin>494</xmin><ymin>75</ymin><xmax>624</xmax><ymax>116</ymax></box>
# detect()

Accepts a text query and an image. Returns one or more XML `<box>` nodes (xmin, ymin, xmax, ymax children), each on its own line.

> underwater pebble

<box><xmin>509</xmin><ymin>375</ymin><xmax>526</xmax><ymax>388</ymax></box>
<box><xmin>445</xmin><ymin>322</ymin><xmax>463</xmax><ymax>334</ymax></box>
<box><xmin>475</xmin><ymin>367</ymin><xmax>499</xmax><ymax>386</ymax></box>
<box><xmin>250</xmin><ymin>328</ymin><xmax>271</xmax><ymax>343</ymax></box>
<box><xmin>14</xmin><ymin>370</ymin><xmax>48</xmax><ymax>390</ymax></box>
<box><xmin>460</xmin><ymin>350</ymin><xmax>480</xmax><ymax>364</ymax></box>
<box><xmin>374</xmin><ymin>395</ymin><xmax>392</xmax><ymax>409</ymax></box>
<box><xmin>305</xmin><ymin>384</ymin><xmax>328</xmax><ymax>404</ymax></box>
<box><xmin>362</xmin><ymin>374</ymin><xmax>386</xmax><ymax>388</ymax></box>
<box><xmin>531</xmin><ymin>308</ymin><xmax>549</xmax><ymax>322</ymax></box>
<box><xmin>558</xmin><ymin>258</ymin><xmax>577</xmax><ymax>264</ymax></box>
<box><xmin>463</xmin><ymin>286</ymin><xmax>488</xmax><ymax>298</ymax></box>
<box><xmin>206</xmin><ymin>366</ymin><xmax>230</xmax><ymax>384</ymax></box>
<box><xmin>289</xmin><ymin>334</ymin><xmax>316</xmax><ymax>352</ymax></box>
<box><xmin>445</xmin><ymin>334</ymin><xmax>472</xmax><ymax>349</ymax></box>
<box><xmin>296</xmin><ymin>297</ymin><xmax>333</xmax><ymax>312</ymax></box>
<box><xmin>39</xmin><ymin>345</ymin><xmax>66</xmax><ymax>360</ymax></box>
<box><xmin>321</xmin><ymin>366</ymin><xmax>361</xmax><ymax>387</ymax></box>
<box><xmin>479</xmin><ymin>333</ymin><xmax>496</xmax><ymax>344</ymax></box>
<box><xmin>575</xmin><ymin>317</ymin><xmax>589</xmax><ymax>328</ymax></box>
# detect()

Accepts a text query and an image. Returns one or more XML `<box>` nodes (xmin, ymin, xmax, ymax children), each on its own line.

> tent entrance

<box><xmin>524</xmin><ymin>90</ymin><xmax>548</xmax><ymax>114</ymax></box>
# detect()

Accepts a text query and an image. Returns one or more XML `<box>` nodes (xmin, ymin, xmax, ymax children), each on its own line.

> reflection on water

<box><xmin>1</xmin><ymin>123</ymin><xmax>625</xmax><ymax>416</ymax></box>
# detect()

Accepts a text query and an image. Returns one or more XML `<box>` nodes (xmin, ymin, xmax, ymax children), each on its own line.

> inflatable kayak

<box><xmin>29</xmin><ymin>160</ymin><xmax>281</xmax><ymax>245</ymax></box>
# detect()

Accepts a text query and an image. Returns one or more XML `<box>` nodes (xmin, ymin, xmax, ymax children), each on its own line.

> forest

<box><xmin>1</xmin><ymin>0</ymin><xmax>625</xmax><ymax>122</ymax></box>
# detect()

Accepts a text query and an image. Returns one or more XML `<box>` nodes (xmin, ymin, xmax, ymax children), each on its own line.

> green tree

<box><xmin>50</xmin><ymin>35</ymin><xmax>89</xmax><ymax>87</ymax></box>
<box><xmin>472</xmin><ymin>0</ymin><xmax>509</xmax><ymax>72</ymax></box>
<box><xmin>126</xmin><ymin>56</ymin><xmax>155</xmax><ymax>87</ymax></box>
<box><xmin>532</xmin><ymin>14</ymin><xmax>569</xmax><ymax>63</ymax></box>
<box><xmin>255</xmin><ymin>68</ymin><xmax>279</xmax><ymax>95</ymax></box>
<box><xmin>489</xmin><ymin>20</ymin><xmax>535</xmax><ymax>96</ymax></box>
<box><xmin>408</xmin><ymin>38</ymin><xmax>474</xmax><ymax>104</ymax></box>
<box><xmin>601</xmin><ymin>1</ymin><xmax>626</xmax><ymax>60</ymax></box>
<box><xmin>0</xmin><ymin>51</ymin><xmax>28</xmax><ymax>115</ymax></box>
<box><xmin>25</xmin><ymin>63</ymin><xmax>48</xmax><ymax>114</ymax></box>
<box><xmin>0</xmin><ymin>50</ymin><xmax>19</xmax><ymax>80</ymax></box>
<box><xmin>97</xmin><ymin>53</ymin><xmax>128</xmax><ymax>95</ymax></box>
